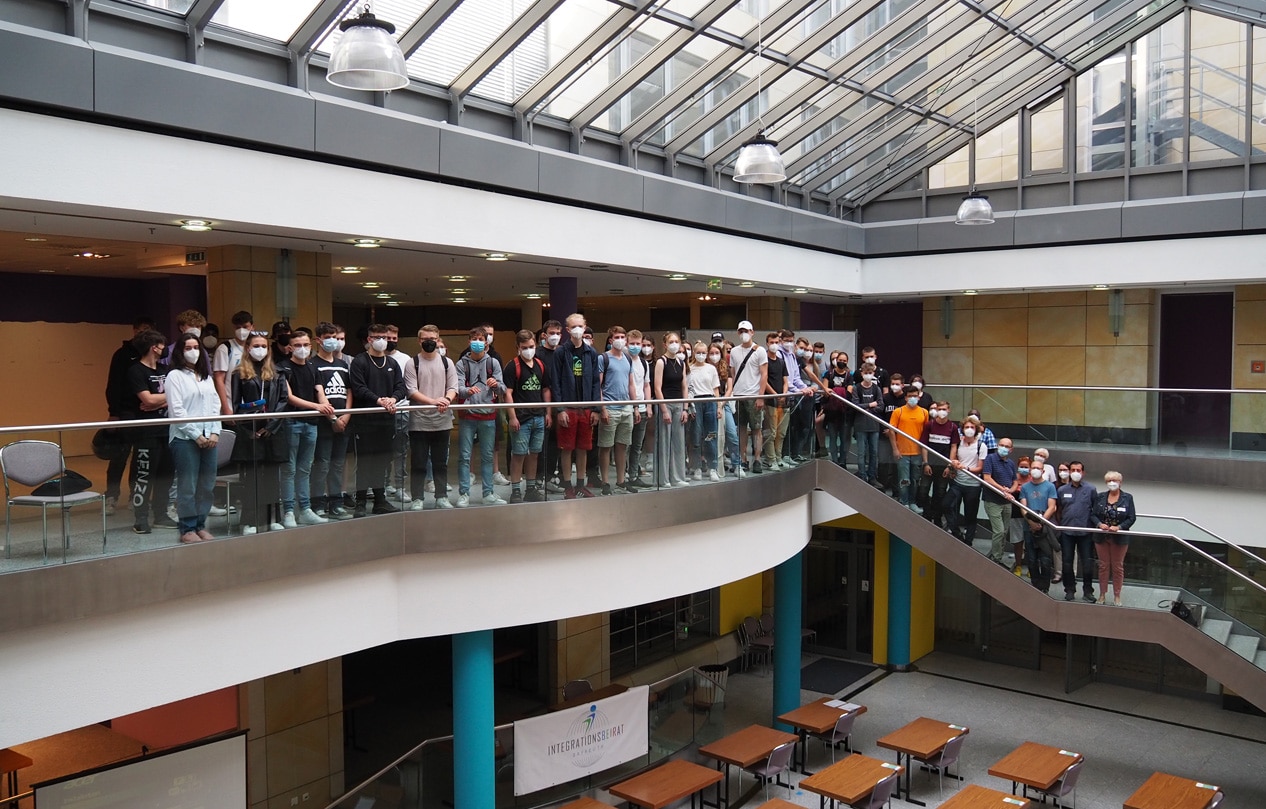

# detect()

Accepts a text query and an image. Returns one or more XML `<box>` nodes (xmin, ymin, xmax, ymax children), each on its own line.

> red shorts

<box><xmin>556</xmin><ymin>408</ymin><xmax>594</xmax><ymax>451</ymax></box>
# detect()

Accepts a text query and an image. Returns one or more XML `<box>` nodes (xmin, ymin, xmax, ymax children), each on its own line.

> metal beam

<box><xmin>619</xmin><ymin>0</ymin><xmax>820</xmax><ymax>146</ymax></box>
<box><xmin>183</xmin><ymin>0</ymin><xmax>225</xmax><ymax>62</ymax></box>
<box><xmin>662</xmin><ymin>0</ymin><xmax>893</xmax><ymax>155</ymax></box>
<box><xmin>289</xmin><ymin>0</ymin><xmax>355</xmax><ymax>57</ymax></box>
<box><xmin>449</xmin><ymin>0</ymin><xmax>568</xmax><ymax>99</ymax></box>
<box><xmin>568</xmin><ymin>0</ymin><xmax>741</xmax><ymax>132</ymax></box>
<box><xmin>396</xmin><ymin>0</ymin><xmax>464</xmax><ymax>59</ymax></box>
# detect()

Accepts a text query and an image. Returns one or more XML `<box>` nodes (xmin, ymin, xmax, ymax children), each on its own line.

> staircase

<box><xmin>810</xmin><ymin>461</ymin><xmax>1266</xmax><ymax>712</ymax></box>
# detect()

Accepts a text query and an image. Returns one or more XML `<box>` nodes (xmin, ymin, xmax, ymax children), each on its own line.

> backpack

<box><xmin>511</xmin><ymin>355</ymin><xmax>544</xmax><ymax>384</ymax></box>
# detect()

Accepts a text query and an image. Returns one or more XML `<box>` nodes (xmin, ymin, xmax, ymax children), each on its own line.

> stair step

<box><xmin>1227</xmin><ymin>634</ymin><xmax>1260</xmax><ymax>662</ymax></box>
<box><xmin>1255</xmin><ymin>649</ymin><xmax>1266</xmax><ymax>669</ymax></box>
<box><xmin>1201</xmin><ymin>619</ymin><xmax>1233</xmax><ymax>645</ymax></box>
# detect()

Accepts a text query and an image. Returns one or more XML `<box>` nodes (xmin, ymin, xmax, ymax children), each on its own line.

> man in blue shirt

<box><xmin>597</xmin><ymin>325</ymin><xmax>636</xmax><ymax>496</ymax></box>
<box><xmin>1057</xmin><ymin>460</ymin><xmax>1099</xmax><ymax>602</ymax></box>
<box><xmin>982</xmin><ymin>436</ymin><xmax>1020</xmax><ymax>565</ymax></box>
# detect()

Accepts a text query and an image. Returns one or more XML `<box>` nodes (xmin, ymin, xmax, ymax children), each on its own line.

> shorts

<box><xmin>736</xmin><ymin>399</ymin><xmax>764</xmax><ymax>431</ymax></box>
<box><xmin>511</xmin><ymin>415</ymin><xmax>546</xmax><ymax>455</ymax></box>
<box><xmin>598</xmin><ymin>408</ymin><xmax>634</xmax><ymax>447</ymax></box>
<box><xmin>556</xmin><ymin>408</ymin><xmax>594</xmax><ymax>451</ymax></box>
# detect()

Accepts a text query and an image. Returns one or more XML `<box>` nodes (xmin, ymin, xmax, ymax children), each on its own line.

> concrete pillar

<box><xmin>452</xmin><ymin>630</ymin><xmax>494</xmax><ymax>809</ymax></box>
<box><xmin>206</xmin><ymin>246</ymin><xmax>332</xmax><ymax>332</ymax></box>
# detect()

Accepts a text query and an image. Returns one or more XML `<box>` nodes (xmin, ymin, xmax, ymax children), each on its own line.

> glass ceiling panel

<box><xmin>770</xmin><ymin>87</ymin><xmax>868</xmax><ymax>163</ymax></box>
<box><xmin>680</xmin><ymin>66</ymin><xmax>818</xmax><ymax>156</ymax></box>
<box><xmin>209</xmin><ymin>0</ymin><xmax>322</xmax><ymax>42</ymax></box>
<box><xmin>713</xmin><ymin>0</ymin><xmax>823</xmax><ymax>37</ymax></box>
<box><xmin>118</xmin><ymin>0</ymin><xmax>195</xmax><ymax>14</ymax></box>
<box><xmin>544</xmin><ymin>15</ymin><xmax>676</xmax><ymax>123</ymax></box>
<box><xmin>639</xmin><ymin>53</ymin><xmax>761</xmax><ymax>147</ymax></box>
<box><xmin>470</xmin><ymin>0</ymin><xmax>616</xmax><ymax>104</ymax></box>
<box><xmin>315</xmin><ymin>0</ymin><xmax>433</xmax><ymax>55</ymax></box>
<box><xmin>407</xmin><ymin>0</ymin><xmax>538</xmax><ymax>88</ymax></box>
<box><xmin>595</xmin><ymin>27</ymin><xmax>732</xmax><ymax>134</ymax></box>
<box><xmin>661</xmin><ymin>0</ymin><xmax>713</xmax><ymax>16</ymax></box>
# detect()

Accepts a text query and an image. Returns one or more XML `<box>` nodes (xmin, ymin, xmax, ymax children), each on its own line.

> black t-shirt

<box><xmin>123</xmin><ymin>361</ymin><xmax>168</xmax><ymax>422</ymax></box>
<box><xmin>314</xmin><ymin>356</ymin><xmax>351</xmax><ymax>410</ymax></box>
<box><xmin>766</xmin><ymin>352</ymin><xmax>788</xmax><ymax>400</ymax></box>
<box><xmin>504</xmin><ymin>356</ymin><xmax>550</xmax><ymax>420</ymax></box>
<box><xmin>280</xmin><ymin>359</ymin><xmax>321</xmax><ymax>422</ymax></box>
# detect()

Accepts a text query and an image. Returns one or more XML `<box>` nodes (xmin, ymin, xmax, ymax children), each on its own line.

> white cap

<box><xmin>737</xmin><ymin>320</ymin><xmax>754</xmax><ymax>332</ymax></box>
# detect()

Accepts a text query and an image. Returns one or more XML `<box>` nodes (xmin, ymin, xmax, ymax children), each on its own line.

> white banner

<box><xmin>513</xmin><ymin>685</ymin><xmax>649</xmax><ymax>796</ymax></box>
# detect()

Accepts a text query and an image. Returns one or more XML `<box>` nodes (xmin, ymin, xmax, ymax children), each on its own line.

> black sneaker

<box><xmin>600</xmin><ymin>483</ymin><xmax>613</xmax><ymax>496</ymax></box>
<box><xmin>631</xmin><ymin>478</ymin><xmax>653</xmax><ymax>489</ymax></box>
<box><xmin>1064</xmin><ymin>592</ymin><xmax>1076</xmax><ymax>601</ymax></box>
<box><xmin>353</xmin><ymin>504</ymin><xmax>367</xmax><ymax>518</ymax></box>
<box><xmin>509</xmin><ymin>490</ymin><xmax>524</xmax><ymax>504</ymax></box>
<box><xmin>152</xmin><ymin>515</ymin><xmax>179</xmax><ymax>529</ymax></box>
<box><xmin>132</xmin><ymin>523</ymin><xmax>151</xmax><ymax>535</ymax></box>
<box><xmin>750</xmin><ymin>460</ymin><xmax>763</xmax><ymax>474</ymax></box>
<box><xmin>622</xmin><ymin>482</ymin><xmax>639</xmax><ymax>494</ymax></box>
<box><xmin>524</xmin><ymin>487</ymin><xmax>544</xmax><ymax>502</ymax></box>
<box><xmin>372</xmin><ymin>500</ymin><xmax>399</xmax><ymax>515</ymax></box>
<box><xmin>343</xmin><ymin>493</ymin><xmax>357</xmax><ymax>509</ymax></box>
<box><xmin>1083</xmin><ymin>592</ymin><xmax>1096</xmax><ymax>603</ymax></box>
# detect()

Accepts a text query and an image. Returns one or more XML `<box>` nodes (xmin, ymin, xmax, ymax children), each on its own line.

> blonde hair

<box><xmin>237</xmin><ymin>335</ymin><xmax>276</xmax><ymax>382</ymax></box>
<box><xmin>1104</xmin><ymin>470</ymin><xmax>1123</xmax><ymax>483</ymax></box>
<box><xmin>690</xmin><ymin>341</ymin><xmax>709</xmax><ymax>365</ymax></box>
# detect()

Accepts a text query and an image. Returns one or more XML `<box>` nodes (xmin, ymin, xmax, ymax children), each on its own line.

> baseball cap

<box><xmin>710</xmin><ymin>331</ymin><xmax>725</xmax><ymax>343</ymax></box>
<box><xmin>737</xmin><ymin>320</ymin><xmax>754</xmax><ymax>332</ymax></box>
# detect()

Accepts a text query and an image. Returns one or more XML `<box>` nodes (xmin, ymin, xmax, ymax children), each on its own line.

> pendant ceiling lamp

<box><xmin>734</xmin><ymin>15</ymin><xmax>785</xmax><ymax>184</ymax></box>
<box><xmin>326</xmin><ymin>3</ymin><xmax>409</xmax><ymax>92</ymax></box>
<box><xmin>956</xmin><ymin>79</ymin><xmax>994</xmax><ymax>225</ymax></box>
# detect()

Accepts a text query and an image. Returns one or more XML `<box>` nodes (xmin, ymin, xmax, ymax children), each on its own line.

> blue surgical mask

<box><xmin>997</xmin><ymin>446</ymin><xmax>1011</xmax><ymax>458</ymax></box>
<box><xmin>470</xmin><ymin>340</ymin><xmax>485</xmax><ymax>354</ymax></box>
<box><xmin>1018</xmin><ymin>467</ymin><xmax>1030</xmax><ymax>476</ymax></box>
<box><xmin>628</xmin><ymin>345</ymin><xmax>642</xmax><ymax>355</ymax></box>
<box><xmin>321</xmin><ymin>337</ymin><xmax>340</xmax><ymax>352</ymax></box>
<box><xmin>906</xmin><ymin>397</ymin><xmax>919</xmax><ymax>406</ymax></box>
<box><xmin>796</xmin><ymin>348</ymin><xmax>807</xmax><ymax>358</ymax></box>
<box><xmin>814</xmin><ymin>352</ymin><xmax>825</xmax><ymax>361</ymax></box>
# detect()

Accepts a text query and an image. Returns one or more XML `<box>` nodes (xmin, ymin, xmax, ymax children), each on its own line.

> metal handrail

<box><xmin>1136</xmin><ymin>513</ymin><xmax>1266</xmax><ymax>567</ymax></box>
<box><xmin>323</xmin><ymin>666</ymin><xmax>713</xmax><ymax>809</ymax></box>
<box><xmin>828</xmin><ymin>388</ymin><xmax>1266</xmax><ymax>599</ymax></box>
<box><xmin>927</xmin><ymin>383</ymin><xmax>1266</xmax><ymax>395</ymax></box>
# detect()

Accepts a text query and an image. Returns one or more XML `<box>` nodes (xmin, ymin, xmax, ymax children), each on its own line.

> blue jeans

<box><xmin>281</xmin><ymin>420</ymin><xmax>318</xmax><ymax>512</ymax></box>
<box><xmin>169</xmin><ymin>437</ymin><xmax>216</xmax><ymax>533</ymax></box>
<box><xmin>313</xmin><ymin>424</ymin><xmax>349</xmax><ymax>508</ymax></box>
<box><xmin>897</xmin><ymin>455</ymin><xmax>922</xmax><ymax>505</ymax></box>
<box><xmin>722</xmin><ymin>405</ymin><xmax>740</xmax><ymax>470</ymax></box>
<box><xmin>825</xmin><ymin>419</ymin><xmax>852</xmax><ymax>467</ymax></box>
<box><xmin>855</xmin><ymin>431</ymin><xmax>879</xmax><ymax>481</ymax></box>
<box><xmin>459</xmin><ymin>418</ymin><xmax>497</xmax><ymax>497</ymax></box>
<box><xmin>690</xmin><ymin>401</ymin><xmax>718</xmax><ymax>473</ymax></box>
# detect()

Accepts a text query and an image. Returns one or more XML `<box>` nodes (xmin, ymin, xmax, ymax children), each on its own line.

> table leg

<box><xmin>898</xmin><ymin>752</ymin><xmax>927</xmax><ymax>807</ymax></box>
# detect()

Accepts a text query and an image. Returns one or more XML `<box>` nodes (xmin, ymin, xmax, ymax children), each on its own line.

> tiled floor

<box><xmin>679</xmin><ymin>651</ymin><xmax>1266</xmax><ymax>808</ymax></box>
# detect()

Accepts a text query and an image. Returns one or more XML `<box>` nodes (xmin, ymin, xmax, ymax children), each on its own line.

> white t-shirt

<box><xmin>629</xmin><ymin>353</ymin><xmax>650</xmax><ymax>413</ymax></box>
<box><xmin>687</xmin><ymin>363</ymin><xmax>720</xmax><ymax>398</ymax></box>
<box><xmin>954</xmin><ymin>438</ymin><xmax>987</xmax><ymax>487</ymax></box>
<box><xmin>213</xmin><ymin>340</ymin><xmax>244</xmax><ymax>375</ymax></box>
<box><xmin>728</xmin><ymin>344</ymin><xmax>768</xmax><ymax>396</ymax></box>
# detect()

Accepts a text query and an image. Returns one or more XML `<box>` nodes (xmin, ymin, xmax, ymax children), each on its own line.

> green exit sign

<box><xmin>706</xmin><ymin>278</ymin><xmax>722</xmax><ymax>291</ymax></box>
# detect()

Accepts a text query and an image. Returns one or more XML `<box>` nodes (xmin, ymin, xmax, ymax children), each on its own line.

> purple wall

<box><xmin>0</xmin><ymin>273</ymin><xmax>206</xmax><ymax>335</ymax></box>
<box><xmin>858</xmin><ymin>302</ymin><xmax>923</xmax><ymax>379</ymax></box>
<box><xmin>800</xmin><ymin>301</ymin><xmax>834</xmax><ymax>330</ymax></box>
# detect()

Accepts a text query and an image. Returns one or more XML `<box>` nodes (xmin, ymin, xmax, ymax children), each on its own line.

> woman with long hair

<box><xmin>229</xmin><ymin>332</ymin><xmax>290</xmax><ymax>534</ymax></box>
<box><xmin>712</xmin><ymin>341</ymin><xmax>740</xmax><ymax>477</ymax></box>
<box><xmin>165</xmin><ymin>332</ymin><xmax>223</xmax><ymax>544</ymax></box>
<box><xmin>652</xmin><ymin>331</ymin><xmax>690</xmax><ymax>487</ymax></box>
<box><xmin>687</xmin><ymin>340</ymin><xmax>721</xmax><ymax>481</ymax></box>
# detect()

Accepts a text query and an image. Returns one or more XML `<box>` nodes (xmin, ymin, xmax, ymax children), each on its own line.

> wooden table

<box><xmin>0</xmin><ymin>749</ymin><xmax>32</xmax><ymax>806</ymax></box>
<box><xmin>559</xmin><ymin>798</ymin><xmax>615</xmax><ymax>809</ymax></box>
<box><xmin>875</xmin><ymin>716</ymin><xmax>969</xmax><ymax>807</ymax></box>
<box><xmin>798</xmin><ymin>753</ymin><xmax>903</xmax><ymax>809</ymax></box>
<box><xmin>697</xmin><ymin>724</ymin><xmax>798</xmax><ymax>808</ymax></box>
<box><xmin>987</xmin><ymin>741</ymin><xmax>1082</xmax><ymax>798</ymax></box>
<box><xmin>608</xmin><ymin>759</ymin><xmax>724</xmax><ymax>809</ymax></box>
<box><xmin>938</xmin><ymin>784</ymin><xmax>1032</xmax><ymax>808</ymax></box>
<box><xmin>1124</xmin><ymin>772</ymin><xmax>1221</xmax><ymax>809</ymax></box>
<box><xmin>777</xmin><ymin>697</ymin><xmax>868</xmax><ymax>774</ymax></box>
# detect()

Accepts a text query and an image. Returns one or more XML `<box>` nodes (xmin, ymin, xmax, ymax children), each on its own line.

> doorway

<box><xmin>1158</xmin><ymin>292</ymin><xmax>1232</xmax><ymax>448</ymax></box>
<box><xmin>803</xmin><ymin>527</ymin><xmax>875</xmax><ymax>660</ymax></box>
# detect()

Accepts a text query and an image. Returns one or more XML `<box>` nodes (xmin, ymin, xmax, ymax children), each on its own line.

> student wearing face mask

<box><xmin>229</xmin><ymin>332</ymin><xmax>290</xmax><ymax>534</ymax></box>
<box><xmin>269</xmin><ymin>321</ymin><xmax>292</xmax><ymax>366</ymax></box>
<box><xmin>550</xmin><ymin>314</ymin><xmax>602</xmax><ymax>498</ymax></box>
<box><xmin>1092</xmin><ymin>471</ymin><xmax>1136</xmax><ymax>605</ymax></box>
<box><xmin>124</xmin><ymin>329</ymin><xmax>177</xmax><ymax>535</ymax></box>
<box><xmin>711</xmin><ymin>342</ymin><xmax>741</xmax><ymax>477</ymax></box>
<box><xmin>162</xmin><ymin>310</ymin><xmax>208</xmax><ymax>367</ymax></box>
<box><xmin>946</xmin><ymin>417</ymin><xmax>986</xmax><ymax>541</ymax></box>
<box><xmin>455</xmin><ymin>327</ymin><xmax>506</xmax><ymax>507</ymax></box>
<box><xmin>779</xmin><ymin>330</ymin><xmax>816</xmax><ymax>463</ymax></box>
<box><xmin>857</xmin><ymin>346</ymin><xmax>890</xmax><ymax>394</ymax></box>
<box><xmin>822</xmin><ymin>352</ymin><xmax>855</xmax><ymax>470</ymax></box>
<box><xmin>595</xmin><ymin>326</ymin><xmax>635</xmax><ymax>495</ymax></box>
<box><xmin>878</xmin><ymin>373</ymin><xmax>908</xmax><ymax>495</ymax></box>
<box><xmin>214</xmin><ymin>311</ymin><xmax>255</xmax><ymax>416</ymax></box>
<box><xmin>762</xmin><ymin>333</ymin><xmax>790</xmax><ymax>471</ymax></box>
<box><xmin>165</xmin><ymin>333</ymin><xmax>222</xmax><ymax>544</ymax></box>
<box><xmin>1056</xmin><ymin>461</ymin><xmax>1099</xmax><ymax>603</ymax></box>
<box><xmin>1055</xmin><ymin>462</ymin><xmax>1071</xmax><ymax>486</ymax></box>
<box><xmin>908</xmin><ymin>374</ymin><xmax>933</xmax><ymax>410</ymax></box>
<box><xmin>888</xmin><ymin>385</ymin><xmax>931</xmax><ymax>511</ymax></box>
<box><xmin>653</xmin><ymin>331</ymin><xmax>690</xmax><ymax>487</ymax></box>
<box><xmin>921</xmin><ymin>402</ymin><xmax>960</xmax><ymax>529</ymax></box>
<box><xmin>104</xmin><ymin>315</ymin><xmax>156</xmax><ymax>514</ymax></box>
<box><xmin>348</xmin><ymin>324</ymin><xmax>407</xmax><ymax>517</ymax></box>
<box><xmin>965</xmin><ymin>411</ymin><xmax>997</xmax><ymax>451</ymax></box>
<box><xmin>981</xmin><ymin>435</ymin><xmax>1019</xmax><ymax>564</ymax></box>
<box><xmin>402</xmin><ymin>324</ymin><xmax>457</xmax><ymax>510</ymax></box>
<box><xmin>624</xmin><ymin>329</ymin><xmax>653</xmax><ymax>488</ymax></box>
<box><xmin>535</xmin><ymin>320</ymin><xmax>565</xmax><ymax>493</ymax></box>
<box><xmin>504</xmin><ymin>329</ymin><xmax>551</xmax><ymax>503</ymax></box>
<box><xmin>277</xmin><ymin>330</ymin><xmax>335</xmax><ymax>528</ymax></box>
<box><xmin>850</xmin><ymin>362</ymin><xmax>883</xmax><ymax>486</ymax></box>
<box><xmin>727</xmin><ymin>321</ymin><xmax>768</xmax><ymax>475</ymax></box>
<box><xmin>687</xmin><ymin>341</ymin><xmax>722</xmax><ymax>481</ymax></box>
<box><xmin>312</xmin><ymin>322</ymin><xmax>353</xmax><ymax>519</ymax></box>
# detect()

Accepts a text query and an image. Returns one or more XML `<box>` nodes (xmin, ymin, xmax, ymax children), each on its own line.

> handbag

<box><xmin>91</xmin><ymin>428</ymin><xmax>131</xmax><ymax>462</ymax></box>
<box><xmin>32</xmin><ymin>469</ymin><xmax>93</xmax><ymax>496</ymax></box>
<box><xmin>1163</xmin><ymin>598</ymin><xmax>1203</xmax><ymax>628</ymax></box>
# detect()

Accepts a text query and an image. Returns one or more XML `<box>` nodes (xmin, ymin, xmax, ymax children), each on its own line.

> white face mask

<box><xmin>248</xmin><ymin>346</ymin><xmax>269</xmax><ymax>362</ymax></box>
<box><xmin>1031</xmin><ymin>468</ymin><xmax>1044</xmax><ymax>481</ymax></box>
<box><xmin>862</xmin><ymin>373</ymin><xmax>875</xmax><ymax>382</ymax></box>
<box><xmin>694</xmin><ymin>352</ymin><xmax>707</xmax><ymax>363</ymax></box>
<box><xmin>866</xmin><ymin>356</ymin><xmax>878</xmax><ymax>366</ymax></box>
<box><xmin>963</xmin><ymin>427</ymin><xmax>976</xmax><ymax>438</ymax></box>
<box><xmin>186</xmin><ymin>327</ymin><xmax>201</xmax><ymax>338</ymax></box>
<box><xmin>371</xmin><ymin>338</ymin><xmax>388</xmax><ymax>353</ymax></box>
<box><xmin>520</xmin><ymin>347</ymin><xmax>536</xmax><ymax>361</ymax></box>
<box><xmin>570</xmin><ymin>326</ymin><xmax>585</xmax><ymax>339</ymax></box>
<box><xmin>235</xmin><ymin>327</ymin><xmax>251</xmax><ymax>343</ymax></box>
<box><xmin>708</xmin><ymin>353</ymin><xmax>721</xmax><ymax>363</ymax></box>
<box><xmin>438</xmin><ymin>345</ymin><xmax>447</xmax><ymax>356</ymax></box>
<box><xmin>666</xmin><ymin>342</ymin><xmax>680</xmax><ymax>356</ymax></box>
<box><xmin>890</xmin><ymin>384</ymin><xmax>903</xmax><ymax>394</ymax></box>
<box><xmin>612</xmin><ymin>338</ymin><xmax>626</xmax><ymax>350</ymax></box>
<box><xmin>1070</xmin><ymin>471</ymin><xmax>1083</xmax><ymax>483</ymax></box>
<box><xmin>740</xmin><ymin>332</ymin><xmax>752</xmax><ymax>344</ymax></box>
<box><xmin>183</xmin><ymin>348</ymin><xmax>201</xmax><ymax>364</ymax></box>
<box><xmin>912</xmin><ymin>381</ymin><xmax>923</xmax><ymax>389</ymax></box>
<box><xmin>292</xmin><ymin>346</ymin><xmax>310</xmax><ymax>361</ymax></box>
<box><xmin>1059</xmin><ymin>470</ymin><xmax>1070</xmax><ymax>481</ymax></box>
<box><xmin>546</xmin><ymin>333</ymin><xmax>561</xmax><ymax>347</ymax></box>
<box><xmin>202</xmin><ymin>335</ymin><xmax>218</xmax><ymax>350</ymax></box>
<box><xmin>933</xmin><ymin>409</ymin><xmax>946</xmax><ymax>419</ymax></box>
<box><xmin>1107</xmin><ymin>480</ymin><xmax>1120</xmax><ymax>491</ymax></box>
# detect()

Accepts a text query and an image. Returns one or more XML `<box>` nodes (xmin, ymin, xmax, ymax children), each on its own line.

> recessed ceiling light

<box><xmin>23</xmin><ymin>237</ymin><xmax>47</xmax><ymax>243</ymax></box>
<box><xmin>1092</xmin><ymin>284</ymin><xmax>1109</xmax><ymax>290</ymax></box>
<box><xmin>667</xmin><ymin>273</ymin><xmax>688</xmax><ymax>281</ymax></box>
<box><xmin>450</xmin><ymin>288</ymin><xmax>469</xmax><ymax>295</ymax></box>
<box><xmin>484</xmin><ymin>252</ymin><xmax>510</xmax><ymax>262</ymax></box>
<box><xmin>963</xmin><ymin>289</ymin><xmax>978</xmax><ymax>295</ymax></box>
<box><xmin>375</xmin><ymin>293</ymin><xmax>392</xmax><ymax>299</ymax></box>
<box><xmin>180</xmin><ymin>219</ymin><xmax>213</xmax><ymax>232</ymax></box>
<box><xmin>339</xmin><ymin>267</ymin><xmax>363</xmax><ymax>274</ymax></box>
<box><xmin>698</xmin><ymin>294</ymin><xmax>716</xmax><ymax>302</ymax></box>
<box><xmin>452</xmin><ymin>297</ymin><xmax>467</xmax><ymax>303</ymax></box>
<box><xmin>525</xmin><ymin>293</ymin><xmax>542</xmax><ymax>299</ymax></box>
<box><xmin>352</xmin><ymin>238</ymin><xmax>381</xmax><ymax>248</ymax></box>
<box><xmin>448</xmin><ymin>275</ymin><xmax>468</xmax><ymax>282</ymax></box>
<box><xmin>384</xmin><ymin>301</ymin><xmax>400</xmax><ymax>307</ymax></box>
<box><xmin>360</xmin><ymin>282</ymin><xmax>382</xmax><ymax>289</ymax></box>
<box><xmin>738</xmin><ymin>281</ymin><xmax>756</xmax><ymax>288</ymax></box>
<box><xmin>792</xmin><ymin>287</ymin><xmax>808</xmax><ymax>294</ymax></box>
<box><xmin>71</xmin><ymin>251</ymin><xmax>111</xmax><ymax>259</ymax></box>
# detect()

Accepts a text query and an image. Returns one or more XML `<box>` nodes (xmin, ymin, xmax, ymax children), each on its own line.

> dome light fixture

<box><xmin>326</xmin><ymin>4</ymin><xmax>409</xmax><ymax>92</ymax></box>
<box><xmin>734</xmin><ymin>16</ymin><xmax>785</xmax><ymax>184</ymax></box>
<box><xmin>956</xmin><ymin>80</ymin><xmax>994</xmax><ymax>226</ymax></box>
<box><xmin>484</xmin><ymin>252</ymin><xmax>510</xmax><ymax>261</ymax></box>
<box><xmin>339</xmin><ymin>267</ymin><xmax>363</xmax><ymax>274</ymax></box>
<box><xmin>352</xmin><ymin>238</ymin><xmax>381</xmax><ymax>248</ymax></box>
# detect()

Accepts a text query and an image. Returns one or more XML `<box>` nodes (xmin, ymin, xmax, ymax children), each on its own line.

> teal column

<box><xmin>772</xmin><ymin>551</ymin><xmax>803</xmax><ymax>731</ymax></box>
<box><xmin>452</xmin><ymin>630</ymin><xmax>495</xmax><ymax>809</ymax></box>
<box><xmin>888</xmin><ymin>535</ymin><xmax>912</xmax><ymax>670</ymax></box>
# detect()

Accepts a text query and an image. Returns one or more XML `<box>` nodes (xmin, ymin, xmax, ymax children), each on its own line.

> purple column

<box><xmin>549</xmin><ymin>276</ymin><xmax>578</xmax><ymax>321</ymax></box>
<box><xmin>800</xmin><ymin>301</ymin><xmax>833</xmax><ymax>330</ymax></box>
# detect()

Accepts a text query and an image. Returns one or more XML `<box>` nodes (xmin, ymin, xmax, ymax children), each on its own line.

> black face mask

<box><xmin>835</xmin><ymin>361</ymin><xmax>848</xmax><ymax>369</ymax></box>
<box><xmin>386</xmin><ymin>340</ymin><xmax>398</xmax><ymax>353</ymax></box>
<box><xmin>420</xmin><ymin>339</ymin><xmax>438</xmax><ymax>353</ymax></box>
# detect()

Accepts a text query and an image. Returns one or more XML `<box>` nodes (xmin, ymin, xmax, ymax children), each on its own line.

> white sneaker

<box><xmin>299</xmin><ymin>508</ymin><xmax>328</xmax><ymax>525</ymax></box>
<box><xmin>675</xmin><ymin>479</ymin><xmax>692</xmax><ymax>488</ymax></box>
<box><xmin>736</xmin><ymin>467</ymin><xmax>747</xmax><ymax>479</ymax></box>
<box><xmin>434</xmin><ymin>497</ymin><xmax>453</xmax><ymax>509</ymax></box>
<box><xmin>709</xmin><ymin>470</ymin><xmax>721</xmax><ymax>482</ymax></box>
<box><xmin>691</xmin><ymin>470</ymin><xmax>702</xmax><ymax>480</ymax></box>
<box><xmin>269</xmin><ymin>522</ymin><xmax>286</xmax><ymax>531</ymax></box>
<box><xmin>456</xmin><ymin>494</ymin><xmax>470</xmax><ymax>508</ymax></box>
<box><xmin>242</xmin><ymin>525</ymin><xmax>257</xmax><ymax>535</ymax></box>
<box><xmin>409</xmin><ymin>498</ymin><xmax>426</xmax><ymax>511</ymax></box>
<box><xmin>397</xmin><ymin>490</ymin><xmax>412</xmax><ymax>503</ymax></box>
<box><xmin>282</xmin><ymin>511</ymin><xmax>298</xmax><ymax>529</ymax></box>
<box><xmin>167</xmin><ymin>504</ymin><xmax>179</xmax><ymax>521</ymax></box>
<box><xmin>385</xmin><ymin>485</ymin><xmax>397</xmax><ymax>496</ymax></box>
<box><xmin>208</xmin><ymin>505</ymin><xmax>228</xmax><ymax>516</ymax></box>
<box><xmin>482</xmin><ymin>493</ymin><xmax>507</xmax><ymax>505</ymax></box>
<box><xmin>425</xmin><ymin>480</ymin><xmax>435</xmax><ymax>493</ymax></box>
<box><xmin>493</xmin><ymin>472</ymin><xmax>511</xmax><ymax>486</ymax></box>
<box><xmin>545</xmin><ymin>479</ymin><xmax>566</xmax><ymax>493</ymax></box>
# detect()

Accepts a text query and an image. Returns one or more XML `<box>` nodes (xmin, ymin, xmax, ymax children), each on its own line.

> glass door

<box><xmin>803</xmin><ymin>527</ymin><xmax>875</xmax><ymax>660</ymax></box>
